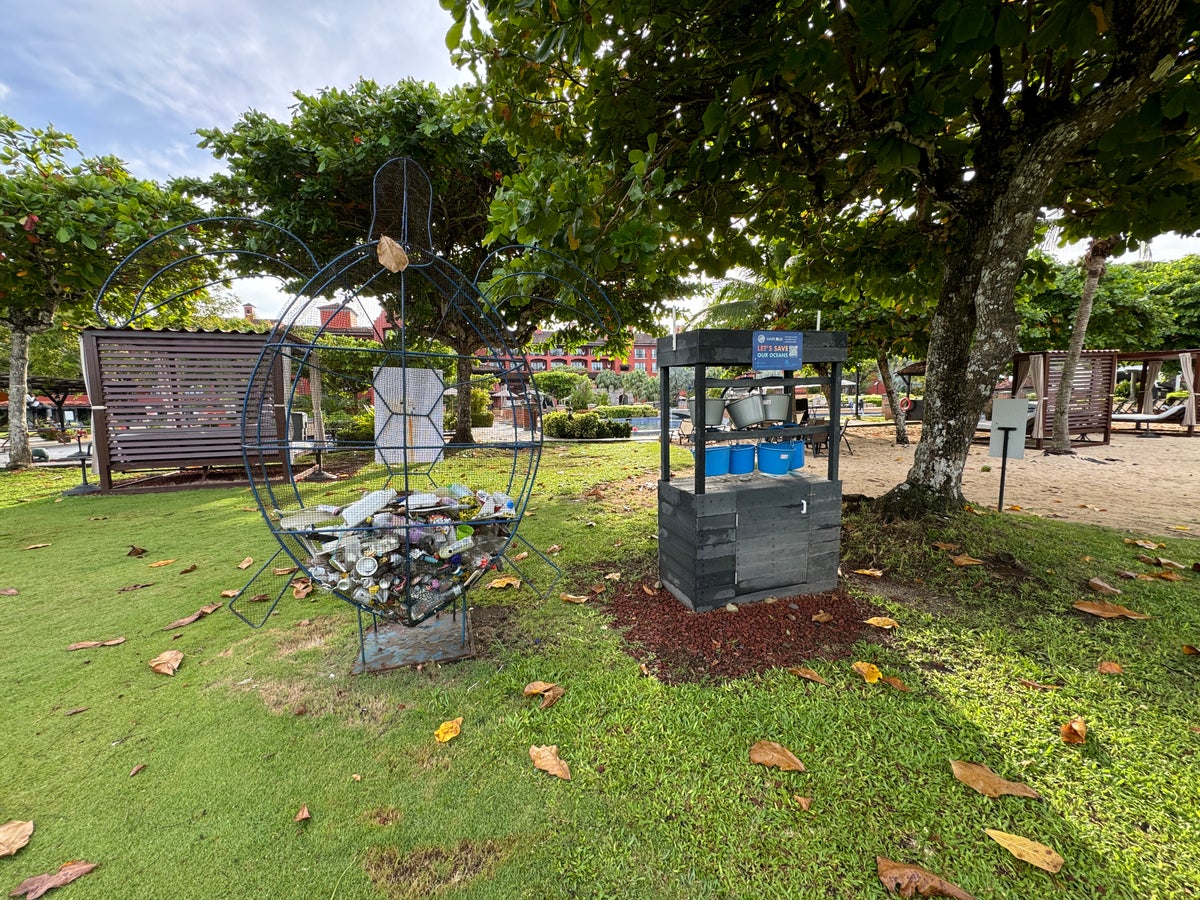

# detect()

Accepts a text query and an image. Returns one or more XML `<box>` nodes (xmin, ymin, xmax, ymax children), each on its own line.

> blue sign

<box><xmin>751</xmin><ymin>330</ymin><xmax>803</xmax><ymax>370</ymax></box>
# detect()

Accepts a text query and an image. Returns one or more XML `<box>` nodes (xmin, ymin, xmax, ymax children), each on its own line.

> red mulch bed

<box><xmin>603</xmin><ymin>582</ymin><xmax>890</xmax><ymax>684</ymax></box>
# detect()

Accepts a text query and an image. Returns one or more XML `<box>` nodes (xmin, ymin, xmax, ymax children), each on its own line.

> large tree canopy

<box><xmin>447</xmin><ymin>0</ymin><xmax>1200</xmax><ymax>509</ymax></box>
<box><xmin>0</xmin><ymin>117</ymin><xmax>201</xmax><ymax>467</ymax></box>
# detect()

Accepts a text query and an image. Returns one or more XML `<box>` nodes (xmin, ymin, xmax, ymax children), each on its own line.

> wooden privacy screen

<box><xmin>80</xmin><ymin>328</ymin><xmax>287</xmax><ymax>491</ymax></box>
<box><xmin>1016</xmin><ymin>350</ymin><xmax>1117</xmax><ymax>448</ymax></box>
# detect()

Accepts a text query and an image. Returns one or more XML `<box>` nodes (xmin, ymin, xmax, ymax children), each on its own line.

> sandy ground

<box><xmin>833</xmin><ymin>422</ymin><xmax>1199</xmax><ymax>539</ymax></box>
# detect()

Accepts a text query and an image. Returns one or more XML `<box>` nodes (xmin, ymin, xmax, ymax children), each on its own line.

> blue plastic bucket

<box><xmin>695</xmin><ymin>445</ymin><xmax>730</xmax><ymax>477</ymax></box>
<box><xmin>789</xmin><ymin>440</ymin><xmax>805</xmax><ymax>470</ymax></box>
<box><xmin>757</xmin><ymin>442</ymin><xmax>793</xmax><ymax>476</ymax></box>
<box><xmin>728</xmin><ymin>443</ymin><xmax>755</xmax><ymax>475</ymax></box>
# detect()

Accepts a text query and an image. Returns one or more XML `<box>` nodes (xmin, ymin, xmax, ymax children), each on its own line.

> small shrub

<box><xmin>595</xmin><ymin>404</ymin><xmax>656</xmax><ymax>420</ymax></box>
<box><xmin>340</xmin><ymin>409</ymin><xmax>375</xmax><ymax>443</ymax></box>
<box><xmin>542</xmin><ymin>411</ymin><xmax>572</xmax><ymax>438</ymax></box>
<box><xmin>444</xmin><ymin>388</ymin><xmax>495</xmax><ymax>431</ymax></box>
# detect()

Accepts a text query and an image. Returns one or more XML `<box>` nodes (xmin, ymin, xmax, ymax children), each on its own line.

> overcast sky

<box><xmin>0</xmin><ymin>0</ymin><xmax>470</xmax><ymax>183</ymax></box>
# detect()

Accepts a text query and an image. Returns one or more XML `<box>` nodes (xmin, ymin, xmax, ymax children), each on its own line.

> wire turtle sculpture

<box><xmin>97</xmin><ymin>157</ymin><xmax>620</xmax><ymax>630</ymax></box>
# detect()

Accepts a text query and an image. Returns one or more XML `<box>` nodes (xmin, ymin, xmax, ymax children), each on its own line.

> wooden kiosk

<box><xmin>657</xmin><ymin>329</ymin><xmax>846</xmax><ymax>612</ymax></box>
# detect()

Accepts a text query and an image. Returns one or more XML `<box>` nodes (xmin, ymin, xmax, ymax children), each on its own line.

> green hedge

<box><xmin>594</xmin><ymin>404</ymin><xmax>657</xmax><ymax>419</ymax></box>
<box><xmin>444</xmin><ymin>388</ymin><xmax>496</xmax><ymax>431</ymax></box>
<box><xmin>543</xmin><ymin>411</ymin><xmax>632</xmax><ymax>439</ymax></box>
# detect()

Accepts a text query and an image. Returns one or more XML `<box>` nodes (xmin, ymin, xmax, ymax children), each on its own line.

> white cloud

<box><xmin>0</xmin><ymin>81</ymin><xmax>9</xmax><ymax>101</ymax></box>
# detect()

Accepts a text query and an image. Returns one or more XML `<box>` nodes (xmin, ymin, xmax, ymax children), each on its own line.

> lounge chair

<box><xmin>1111</xmin><ymin>402</ymin><xmax>1186</xmax><ymax>436</ymax></box>
<box><xmin>675</xmin><ymin>417</ymin><xmax>694</xmax><ymax>445</ymax></box>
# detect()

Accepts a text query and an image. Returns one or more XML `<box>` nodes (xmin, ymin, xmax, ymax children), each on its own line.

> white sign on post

<box><xmin>988</xmin><ymin>399</ymin><xmax>1029</xmax><ymax>460</ymax></box>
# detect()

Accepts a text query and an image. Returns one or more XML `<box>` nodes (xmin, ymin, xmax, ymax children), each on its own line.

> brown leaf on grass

<box><xmin>237</xmin><ymin>556</ymin><xmax>254</xmax><ymax>570</ymax></box>
<box><xmin>487</xmin><ymin>575</ymin><xmax>522</xmax><ymax>590</ymax></box>
<box><xmin>117</xmin><ymin>583</ymin><xmax>153</xmax><ymax>592</ymax></box>
<box><xmin>64</xmin><ymin>707</ymin><xmax>88</xmax><ymax>717</ymax></box>
<box><xmin>1125</xmin><ymin>538</ymin><xmax>1164</xmax><ymax>549</ymax></box>
<box><xmin>163</xmin><ymin>602</ymin><xmax>222</xmax><ymax>630</ymax></box>
<box><xmin>1156</xmin><ymin>557</ymin><xmax>1186</xmax><ymax>570</ymax></box>
<box><xmin>126</xmin><ymin>545</ymin><xmax>147</xmax><ymax>557</ymax></box>
<box><xmin>1116</xmin><ymin>570</ymin><xmax>1155</xmax><ymax>581</ymax></box>
<box><xmin>1135</xmin><ymin>554</ymin><xmax>1159</xmax><ymax>566</ymax></box>
<box><xmin>787</xmin><ymin>666</ymin><xmax>830</xmax><ymax>686</ymax></box>
<box><xmin>376</xmin><ymin>234</ymin><xmax>409</xmax><ymax>272</ymax></box>
<box><xmin>876</xmin><ymin>856</ymin><xmax>977</xmax><ymax>900</ymax></box>
<box><xmin>247</xmin><ymin>593</ymin><xmax>271</xmax><ymax>603</ymax></box>
<box><xmin>23</xmin><ymin>544</ymin><xmax>50</xmax><ymax>551</ymax></box>
<box><xmin>1087</xmin><ymin>577</ymin><xmax>1121</xmax><ymax>595</ymax></box>
<box><xmin>273</xmin><ymin>565</ymin><xmax>298</xmax><ymax>576</ymax></box>
<box><xmin>1060</xmin><ymin>716</ymin><xmax>1087</xmax><ymax>745</ymax></box>
<box><xmin>9</xmin><ymin>860</ymin><xmax>98</xmax><ymax>899</ymax></box>
<box><xmin>510</xmin><ymin>551</ymin><xmax>529</xmax><ymax>562</ymax></box>
<box><xmin>66</xmin><ymin>637</ymin><xmax>125</xmax><ymax>651</ymax></box>
<box><xmin>434</xmin><ymin>717</ymin><xmax>463</xmax><ymax>743</ymax></box>
<box><xmin>1072</xmin><ymin>599</ymin><xmax>1151</xmax><ymax>619</ymax></box>
<box><xmin>865</xmin><ymin>616</ymin><xmax>899</xmax><ymax>629</ymax></box>
<box><xmin>931</xmin><ymin>542</ymin><xmax>960</xmax><ymax>552</ymax></box>
<box><xmin>949</xmin><ymin>553</ymin><xmax>984</xmax><ymax>566</ymax></box>
<box><xmin>220</xmin><ymin>589</ymin><xmax>240</xmax><ymax>598</ymax></box>
<box><xmin>811</xmin><ymin>610</ymin><xmax>834</xmax><ymax>623</ymax></box>
<box><xmin>984</xmin><ymin>829</ymin><xmax>1064</xmax><ymax>874</ymax></box>
<box><xmin>523</xmin><ymin>681</ymin><xmax>565</xmax><ymax>710</ymax></box>
<box><xmin>178</xmin><ymin>564</ymin><xmax>197</xmax><ymax>575</ymax></box>
<box><xmin>795</xmin><ymin>795</ymin><xmax>813</xmax><ymax>811</ymax></box>
<box><xmin>0</xmin><ymin>587</ymin><xmax>19</xmax><ymax>596</ymax></box>
<box><xmin>1155</xmin><ymin>570</ymin><xmax>1186</xmax><ymax>582</ymax></box>
<box><xmin>1097</xmin><ymin>661</ymin><xmax>1124</xmax><ymax>674</ymax></box>
<box><xmin>604</xmin><ymin>571</ymin><xmax>622</xmax><ymax>581</ymax></box>
<box><xmin>560</xmin><ymin>593</ymin><xmax>588</xmax><ymax>604</ymax></box>
<box><xmin>881</xmin><ymin>676</ymin><xmax>911</xmax><ymax>692</ymax></box>
<box><xmin>1194</xmin><ymin>562</ymin><xmax>1200</xmax><ymax>573</ymax></box>
<box><xmin>950</xmin><ymin>761</ymin><xmax>1040</xmax><ymax>799</ymax></box>
<box><xmin>0</xmin><ymin>820</ymin><xmax>34</xmax><ymax>857</ymax></box>
<box><xmin>588</xmin><ymin>582</ymin><xmax>606</xmax><ymax>594</ymax></box>
<box><xmin>129</xmin><ymin>764</ymin><xmax>146</xmax><ymax>777</ymax></box>
<box><xmin>639</xmin><ymin>662</ymin><xmax>652</xmax><ymax>677</ymax></box>
<box><xmin>1183</xmin><ymin>645</ymin><xmax>1198</xmax><ymax>655</ymax></box>
<box><xmin>854</xmin><ymin>568</ymin><xmax>884</xmax><ymax>577</ymax></box>
<box><xmin>294</xmin><ymin>805</ymin><xmax>311</xmax><ymax>822</ymax></box>
<box><xmin>530</xmin><ymin>744</ymin><xmax>571</xmax><ymax>780</ymax></box>
<box><xmin>641</xmin><ymin>584</ymin><xmax>655</xmax><ymax>596</ymax></box>
<box><xmin>149</xmin><ymin>650</ymin><xmax>184</xmax><ymax>676</ymax></box>
<box><xmin>852</xmin><ymin>661</ymin><xmax>882</xmax><ymax>684</ymax></box>
<box><xmin>749</xmin><ymin>740</ymin><xmax>806</xmax><ymax>772</ymax></box>
<box><xmin>546</xmin><ymin>545</ymin><xmax>562</xmax><ymax>554</ymax></box>
<box><xmin>147</xmin><ymin>559</ymin><xmax>176</xmax><ymax>568</ymax></box>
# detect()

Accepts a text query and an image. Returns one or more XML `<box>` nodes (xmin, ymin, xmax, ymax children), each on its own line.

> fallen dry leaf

<box><xmin>0</xmin><ymin>820</ymin><xmax>34</xmax><ymax>857</ymax></box>
<box><xmin>749</xmin><ymin>740</ymin><xmax>807</xmax><ymax>772</ymax></box>
<box><xmin>117</xmin><ymin>583</ymin><xmax>153</xmax><ymax>592</ymax></box>
<box><xmin>639</xmin><ymin>662</ymin><xmax>652</xmax><ymax>677</ymax></box>
<box><xmin>546</xmin><ymin>545</ymin><xmax>562</xmax><ymax>554</ymax></box>
<box><xmin>523</xmin><ymin>681</ymin><xmax>565</xmax><ymax>710</ymax></box>
<box><xmin>66</xmin><ymin>637</ymin><xmax>125</xmax><ymax>651</ymax></box>
<box><xmin>237</xmin><ymin>556</ymin><xmax>254</xmax><ymax>570</ymax></box>
<box><xmin>1156</xmin><ymin>557</ymin><xmax>1185</xmax><ymax>570</ymax></box>
<box><xmin>1097</xmin><ymin>661</ymin><xmax>1124</xmax><ymax>674</ymax></box>
<box><xmin>852</xmin><ymin>661</ymin><xmax>882</xmax><ymax>684</ymax></box>
<box><xmin>146</xmin><ymin>559</ymin><xmax>176</xmax><ymax>568</ymax></box>
<box><xmin>984</xmin><ymin>829</ymin><xmax>1064</xmax><ymax>874</ymax></box>
<box><xmin>1060</xmin><ymin>716</ymin><xmax>1087</xmax><ymax>745</ymax></box>
<box><xmin>530</xmin><ymin>744</ymin><xmax>571</xmax><ymax>780</ymax></box>
<box><xmin>1183</xmin><ymin>645</ymin><xmax>1197</xmax><ymax>655</ymax></box>
<box><xmin>23</xmin><ymin>543</ymin><xmax>50</xmax><ymax>551</ymax></box>
<box><xmin>1018</xmin><ymin>678</ymin><xmax>1062</xmax><ymax>691</ymax></box>
<box><xmin>376</xmin><ymin>234</ymin><xmax>410</xmax><ymax>272</ymax></box>
<box><xmin>787</xmin><ymin>666</ymin><xmax>830</xmax><ymax>686</ymax></box>
<box><xmin>178</xmin><ymin>564</ymin><xmax>197</xmax><ymax>575</ymax></box>
<box><xmin>1125</xmin><ymin>538</ymin><xmax>1164</xmax><ymax>550</ymax></box>
<box><xmin>0</xmin><ymin>587</ymin><xmax>19</xmax><ymax>596</ymax></box>
<box><xmin>434</xmin><ymin>717</ymin><xmax>463</xmax><ymax>743</ymax></box>
<box><xmin>488</xmin><ymin>575</ymin><xmax>522</xmax><ymax>590</ymax></box>
<box><xmin>1155</xmin><ymin>570</ymin><xmax>1186</xmax><ymax>582</ymax></box>
<box><xmin>811</xmin><ymin>610</ymin><xmax>834</xmax><ymax>623</ymax></box>
<box><xmin>588</xmin><ymin>582</ymin><xmax>606</xmax><ymax>594</ymax></box>
<box><xmin>64</xmin><ymin>707</ymin><xmax>87</xmax><ymax>717</ymax></box>
<box><xmin>273</xmin><ymin>565</ymin><xmax>298</xmax><ymax>576</ymax></box>
<box><xmin>294</xmin><ymin>805</ymin><xmax>311</xmax><ymax>822</ymax></box>
<box><xmin>220</xmin><ymin>589</ymin><xmax>240</xmax><ymax>598</ymax></box>
<box><xmin>604</xmin><ymin>572</ymin><xmax>621</xmax><ymax>581</ymax></box>
<box><xmin>560</xmin><ymin>593</ymin><xmax>588</xmax><ymax>604</ymax></box>
<box><xmin>129</xmin><ymin>764</ymin><xmax>146</xmax><ymax>777</ymax></box>
<box><xmin>163</xmin><ymin>602</ymin><xmax>222</xmax><ymax>630</ymax></box>
<box><xmin>854</xmin><ymin>568</ymin><xmax>884</xmax><ymax>577</ymax></box>
<box><xmin>247</xmin><ymin>593</ymin><xmax>270</xmax><ymax>603</ymax></box>
<box><xmin>9</xmin><ymin>860</ymin><xmax>98</xmax><ymax>899</ymax></box>
<box><xmin>865</xmin><ymin>616</ymin><xmax>899</xmax><ymax>629</ymax></box>
<box><xmin>641</xmin><ymin>584</ymin><xmax>655</xmax><ymax>596</ymax></box>
<box><xmin>149</xmin><ymin>650</ymin><xmax>183</xmax><ymax>676</ymax></box>
<box><xmin>876</xmin><ymin>856</ymin><xmax>977</xmax><ymax>900</ymax></box>
<box><xmin>292</xmin><ymin>580</ymin><xmax>313</xmax><ymax>599</ymax></box>
<box><xmin>931</xmin><ymin>542</ymin><xmax>960</xmax><ymax>552</ymax></box>
<box><xmin>950</xmin><ymin>760</ymin><xmax>1040</xmax><ymax>799</ymax></box>
<box><xmin>950</xmin><ymin>553</ymin><xmax>984</xmax><ymax>566</ymax></box>
<box><xmin>126</xmin><ymin>545</ymin><xmax>147</xmax><ymax>557</ymax></box>
<box><xmin>881</xmin><ymin>675</ymin><xmax>911</xmax><ymax>692</ymax></box>
<box><xmin>795</xmin><ymin>795</ymin><xmax>813</xmax><ymax>811</ymax></box>
<box><xmin>1072</xmin><ymin>599</ymin><xmax>1151</xmax><ymax>620</ymax></box>
<box><xmin>1087</xmin><ymin>577</ymin><xmax>1121</xmax><ymax>595</ymax></box>
<box><xmin>510</xmin><ymin>551</ymin><xmax>529</xmax><ymax>562</ymax></box>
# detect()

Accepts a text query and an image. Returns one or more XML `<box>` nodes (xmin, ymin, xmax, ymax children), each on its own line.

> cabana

<box><xmin>1012</xmin><ymin>350</ymin><xmax>1118</xmax><ymax>448</ymax></box>
<box><xmin>1113</xmin><ymin>349</ymin><xmax>1198</xmax><ymax>437</ymax></box>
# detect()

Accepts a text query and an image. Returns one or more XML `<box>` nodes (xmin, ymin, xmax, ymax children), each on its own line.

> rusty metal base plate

<box><xmin>351</xmin><ymin>610</ymin><xmax>473</xmax><ymax>675</ymax></box>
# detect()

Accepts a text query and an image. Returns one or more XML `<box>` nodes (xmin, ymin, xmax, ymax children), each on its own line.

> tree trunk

<box><xmin>452</xmin><ymin>351</ymin><xmax>476</xmax><ymax>444</ymax></box>
<box><xmin>6</xmin><ymin>328</ymin><xmax>33</xmax><ymax>470</ymax></box>
<box><xmin>1048</xmin><ymin>237</ymin><xmax>1116</xmax><ymax>454</ymax></box>
<box><xmin>876</xmin><ymin>351</ymin><xmax>908</xmax><ymax>446</ymax></box>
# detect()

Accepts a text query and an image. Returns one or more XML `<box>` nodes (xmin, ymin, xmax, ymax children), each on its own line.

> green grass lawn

<box><xmin>1</xmin><ymin>443</ymin><xmax>1198</xmax><ymax>899</ymax></box>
